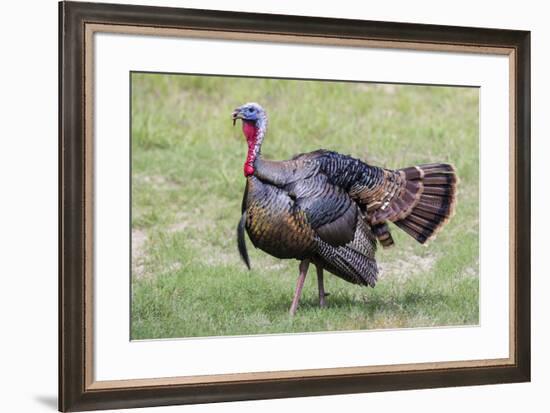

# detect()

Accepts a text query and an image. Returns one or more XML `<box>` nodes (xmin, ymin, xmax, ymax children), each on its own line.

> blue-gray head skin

<box><xmin>232</xmin><ymin>102</ymin><xmax>268</xmax><ymax>177</ymax></box>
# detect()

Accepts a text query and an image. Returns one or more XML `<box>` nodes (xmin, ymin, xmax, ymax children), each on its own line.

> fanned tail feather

<box><xmin>394</xmin><ymin>163</ymin><xmax>457</xmax><ymax>244</ymax></box>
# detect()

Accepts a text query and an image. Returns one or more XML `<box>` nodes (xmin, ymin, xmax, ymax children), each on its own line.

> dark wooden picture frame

<box><xmin>59</xmin><ymin>1</ymin><xmax>530</xmax><ymax>411</ymax></box>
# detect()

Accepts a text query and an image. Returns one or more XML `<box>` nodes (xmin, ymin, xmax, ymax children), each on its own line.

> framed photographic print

<box><xmin>59</xmin><ymin>1</ymin><xmax>530</xmax><ymax>411</ymax></box>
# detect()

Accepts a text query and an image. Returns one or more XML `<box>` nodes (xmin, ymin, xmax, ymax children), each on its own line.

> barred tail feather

<box><xmin>395</xmin><ymin>163</ymin><xmax>457</xmax><ymax>244</ymax></box>
<box><xmin>372</xmin><ymin>222</ymin><xmax>394</xmax><ymax>248</ymax></box>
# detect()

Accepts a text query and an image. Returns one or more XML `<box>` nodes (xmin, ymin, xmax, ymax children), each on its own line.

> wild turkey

<box><xmin>232</xmin><ymin>102</ymin><xmax>457</xmax><ymax>315</ymax></box>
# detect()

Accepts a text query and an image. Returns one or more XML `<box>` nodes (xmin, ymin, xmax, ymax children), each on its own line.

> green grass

<box><xmin>130</xmin><ymin>73</ymin><xmax>479</xmax><ymax>340</ymax></box>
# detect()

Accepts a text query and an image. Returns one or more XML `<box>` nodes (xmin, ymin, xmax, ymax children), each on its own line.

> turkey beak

<box><xmin>232</xmin><ymin>109</ymin><xmax>243</xmax><ymax>126</ymax></box>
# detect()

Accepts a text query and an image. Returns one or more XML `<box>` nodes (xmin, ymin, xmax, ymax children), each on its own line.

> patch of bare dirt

<box><xmin>167</xmin><ymin>221</ymin><xmax>190</xmax><ymax>233</ymax></box>
<box><xmin>378</xmin><ymin>252</ymin><xmax>436</xmax><ymax>283</ymax></box>
<box><xmin>460</xmin><ymin>266</ymin><xmax>479</xmax><ymax>279</ymax></box>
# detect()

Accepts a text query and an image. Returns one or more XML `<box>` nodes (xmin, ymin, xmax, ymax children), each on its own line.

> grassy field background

<box><xmin>131</xmin><ymin>73</ymin><xmax>479</xmax><ymax>340</ymax></box>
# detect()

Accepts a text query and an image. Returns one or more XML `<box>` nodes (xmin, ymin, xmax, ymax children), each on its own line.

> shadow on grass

<box><xmin>264</xmin><ymin>288</ymin><xmax>449</xmax><ymax>315</ymax></box>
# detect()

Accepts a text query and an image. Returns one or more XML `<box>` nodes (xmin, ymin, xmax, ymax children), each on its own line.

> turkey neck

<box><xmin>243</xmin><ymin>117</ymin><xmax>266</xmax><ymax>177</ymax></box>
<box><xmin>242</xmin><ymin>116</ymin><xmax>292</xmax><ymax>186</ymax></box>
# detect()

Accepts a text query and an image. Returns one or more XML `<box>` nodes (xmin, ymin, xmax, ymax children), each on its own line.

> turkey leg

<box><xmin>289</xmin><ymin>260</ymin><xmax>310</xmax><ymax>316</ymax></box>
<box><xmin>316</xmin><ymin>265</ymin><xmax>328</xmax><ymax>308</ymax></box>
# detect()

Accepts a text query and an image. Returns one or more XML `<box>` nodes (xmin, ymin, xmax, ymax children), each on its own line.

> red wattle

<box><xmin>242</xmin><ymin>121</ymin><xmax>259</xmax><ymax>177</ymax></box>
<box><xmin>242</xmin><ymin>121</ymin><xmax>257</xmax><ymax>142</ymax></box>
<box><xmin>243</xmin><ymin>163</ymin><xmax>254</xmax><ymax>176</ymax></box>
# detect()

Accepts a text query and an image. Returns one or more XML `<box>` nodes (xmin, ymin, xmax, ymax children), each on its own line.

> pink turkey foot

<box><xmin>316</xmin><ymin>265</ymin><xmax>329</xmax><ymax>308</ymax></box>
<box><xmin>289</xmin><ymin>259</ymin><xmax>310</xmax><ymax>316</ymax></box>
